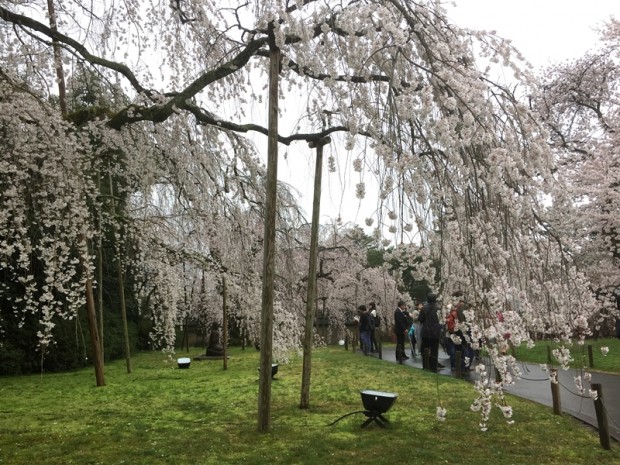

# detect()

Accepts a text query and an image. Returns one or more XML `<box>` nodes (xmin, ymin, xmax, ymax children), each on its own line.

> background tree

<box><xmin>0</xmin><ymin>73</ymin><xmax>98</xmax><ymax>372</ymax></box>
<box><xmin>533</xmin><ymin>19</ymin><xmax>620</xmax><ymax>335</ymax></box>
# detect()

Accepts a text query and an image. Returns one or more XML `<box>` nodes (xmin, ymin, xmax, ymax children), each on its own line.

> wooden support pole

<box><xmin>550</xmin><ymin>369</ymin><xmax>562</xmax><ymax>415</ymax></box>
<box><xmin>81</xmin><ymin>234</ymin><xmax>105</xmax><ymax>387</ymax></box>
<box><xmin>222</xmin><ymin>276</ymin><xmax>228</xmax><ymax>371</ymax></box>
<box><xmin>85</xmin><ymin>276</ymin><xmax>105</xmax><ymax>386</ymax></box>
<box><xmin>455</xmin><ymin>351</ymin><xmax>462</xmax><ymax>378</ymax></box>
<box><xmin>588</xmin><ymin>344</ymin><xmax>594</xmax><ymax>368</ymax></box>
<box><xmin>424</xmin><ymin>348</ymin><xmax>430</xmax><ymax>370</ymax></box>
<box><xmin>592</xmin><ymin>383</ymin><xmax>611</xmax><ymax>450</ymax></box>
<box><xmin>110</xmin><ymin>175</ymin><xmax>131</xmax><ymax>373</ymax></box>
<box><xmin>257</xmin><ymin>21</ymin><xmax>280</xmax><ymax>433</ymax></box>
<box><xmin>300</xmin><ymin>136</ymin><xmax>329</xmax><ymax>409</ymax></box>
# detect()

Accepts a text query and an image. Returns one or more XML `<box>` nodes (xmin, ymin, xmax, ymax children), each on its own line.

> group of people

<box><xmin>393</xmin><ymin>293</ymin><xmax>473</xmax><ymax>373</ymax></box>
<box><xmin>394</xmin><ymin>298</ymin><xmax>442</xmax><ymax>370</ymax></box>
<box><xmin>356</xmin><ymin>302</ymin><xmax>381</xmax><ymax>355</ymax></box>
<box><xmin>354</xmin><ymin>293</ymin><xmax>474</xmax><ymax>373</ymax></box>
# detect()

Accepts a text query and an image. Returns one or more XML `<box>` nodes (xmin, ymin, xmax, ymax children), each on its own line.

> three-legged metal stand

<box><xmin>361</xmin><ymin>410</ymin><xmax>390</xmax><ymax>428</ymax></box>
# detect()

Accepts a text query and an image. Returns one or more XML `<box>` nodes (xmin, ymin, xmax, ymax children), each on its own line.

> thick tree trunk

<box><xmin>46</xmin><ymin>0</ymin><xmax>67</xmax><ymax>115</ymax></box>
<box><xmin>300</xmin><ymin>137</ymin><xmax>329</xmax><ymax>409</ymax></box>
<box><xmin>257</xmin><ymin>23</ymin><xmax>280</xmax><ymax>433</ymax></box>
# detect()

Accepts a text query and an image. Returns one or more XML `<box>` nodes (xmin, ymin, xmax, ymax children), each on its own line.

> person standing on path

<box><xmin>358</xmin><ymin>304</ymin><xmax>372</xmax><ymax>355</ymax></box>
<box><xmin>369</xmin><ymin>302</ymin><xmax>380</xmax><ymax>353</ymax></box>
<box><xmin>418</xmin><ymin>293</ymin><xmax>442</xmax><ymax>372</ymax></box>
<box><xmin>408</xmin><ymin>318</ymin><xmax>417</xmax><ymax>357</ymax></box>
<box><xmin>394</xmin><ymin>300</ymin><xmax>409</xmax><ymax>364</ymax></box>
<box><xmin>446</xmin><ymin>293</ymin><xmax>472</xmax><ymax>372</ymax></box>
<box><xmin>413</xmin><ymin>301</ymin><xmax>423</xmax><ymax>355</ymax></box>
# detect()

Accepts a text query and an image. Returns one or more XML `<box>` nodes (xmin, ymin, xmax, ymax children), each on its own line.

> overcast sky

<box><xmin>279</xmin><ymin>1</ymin><xmax>620</xmax><ymax>229</ymax></box>
<box><xmin>448</xmin><ymin>0</ymin><xmax>619</xmax><ymax>67</ymax></box>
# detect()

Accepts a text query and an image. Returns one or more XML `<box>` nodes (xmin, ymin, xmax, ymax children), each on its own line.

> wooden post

<box><xmin>588</xmin><ymin>344</ymin><xmax>594</xmax><ymax>368</ymax></box>
<box><xmin>182</xmin><ymin>262</ymin><xmax>189</xmax><ymax>353</ymax></box>
<box><xmin>257</xmin><ymin>21</ymin><xmax>280</xmax><ymax>433</ymax></box>
<box><xmin>85</xmin><ymin>276</ymin><xmax>105</xmax><ymax>386</ymax></box>
<box><xmin>300</xmin><ymin>136</ymin><xmax>330</xmax><ymax>410</ymax></box>
<box><xmin>96</xmin><ymin>191</ymin><xmax>105</xmax><ymax>357</ymax></box>
<box><xmin>547</xmin><ymin>345</ymin><xmax>552</xmax><ymax>364</ymax></box>
<box><xmin>222</xmin><ymin>276</ymin><xmax>228</xmax><ymax>371</ymax></box>
<box><xmin>116</xmin><ymin>257</ymin><xmax>132</xmax><ymax>374</ymax></box>
<box><xmin>110</xmin><ymin>175</ymin><xmax>132</xmax><ymax>374</ymax></box>
<box><xmin>377</xmin><ymin>328</ymin><xmax>383</xmax><ymax>360</ymax></box>
<box><xmin>550</xmin><ymin>369</ymin><xmax>562</xmax><ymax>415</ymax></box>
<box><xmin>592</xmin><ymin>383</ymin><xmax>611</xmax><ymax>450</ymax></box>
<box><xmin>455</xmin><ymin>351</ymin><xmax>462</xmax><ymax>378</ymax></box>
<box><xmin>424</xmin><ymin>348</ymin><xmax>430</xmax><ymax>370</ymax></box>
<box><xmin>80</xmin><ymin>234</ymin><xmax>105</xmax><ymax>387</ymax></box>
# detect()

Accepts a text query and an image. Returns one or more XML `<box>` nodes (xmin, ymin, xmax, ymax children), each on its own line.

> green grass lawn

<box><xmin>511</xmin><ymin>338</ymin><xmax>620</xmax><ymax>373</ymax></box>
<box><xmin>0</xmin><ymin>346</ymin><xmax>618</xmax><ymax>465</ymax></box>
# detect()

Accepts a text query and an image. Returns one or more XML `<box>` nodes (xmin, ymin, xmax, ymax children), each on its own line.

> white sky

<box><xmin>449</xmin><ymin>0</ymin><xmax>619</xmax><ymax>66</ymax></box>
<box><xmin>277</xmin><ymin>0</ymin><xmax>620</xmax><ymax>229</ymax></box>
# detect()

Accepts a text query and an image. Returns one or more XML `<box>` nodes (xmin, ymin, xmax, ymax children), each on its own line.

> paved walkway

<box><xmin>376</xmin><ymin>346</ymin><xmax>620</xmax><ymax>442</ymax></box>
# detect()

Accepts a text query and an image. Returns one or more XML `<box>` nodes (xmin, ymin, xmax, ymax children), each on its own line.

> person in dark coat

<box><xmin>358</xmin><ymin>304</ymin><xmax>372</xmax><ymax>355</ymax></box>
<box><xmin>393</xmin><ymin>300</ymin><xmax>409</xmax><ymax>364</ymax></box>
<box><xmin>418</xmin><ymin>293</ymin><xmax>442</xmax><ymax>372</ymax></box>
<box><xmin>369</xmin><ymin>302</ymin><xmax>380</xmax><ymax>353</ymax></box>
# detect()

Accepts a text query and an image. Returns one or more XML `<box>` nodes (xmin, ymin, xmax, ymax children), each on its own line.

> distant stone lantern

<box><xmin>205</xmin><ymin>322</ymin><xmax>224</xmax><ymax>358</ymax></box>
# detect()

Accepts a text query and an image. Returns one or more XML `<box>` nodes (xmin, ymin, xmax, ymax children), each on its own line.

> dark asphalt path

<box><xmin>377</xmin><ymin>346</ymin><xmax>620</xmax><ymax>441</ymax></box>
